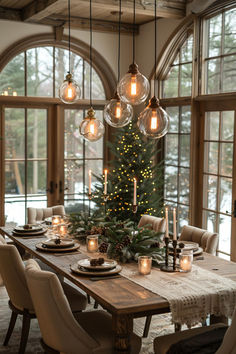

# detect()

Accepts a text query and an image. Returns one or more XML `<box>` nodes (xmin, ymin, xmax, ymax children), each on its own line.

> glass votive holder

<box><xmin>138</xmin><ymin>256</ymin><xmax>152</xmax><ymax>275</ymax></box>
<box><xmin>52</xmin><ymin>215</ymin><xmax>62</xmax><ymax>226</ymax></box>
<box><xmin>58</xmin><ymin>224</ymin><xmax>68</xmax><ymax>237</ymax></box>
<box><xmin>179</xmin><ymin>249</ymin><xmax>193</xmax><ymax>272</ymax></box>
<box><xmin>87</xmin><ymin>235</ymin><xmax>99</xmax><ymax>253</ymax></box>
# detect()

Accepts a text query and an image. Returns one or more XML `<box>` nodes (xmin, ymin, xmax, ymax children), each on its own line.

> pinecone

<box><xmin>150</xmin><ymin>241</ymin><xmax>160</xmax><ymax>248</ymax></box>
<box><xmin>99</xmin><ymin>242</ymin><xmax>108</xmax><ymax>253</ymax></box>
<box><xmin>122</xmin><ymin>235</ymin><xmax>131</xmax><ymax>246</ymax></box>
<box><xmin>98</xmin><ymin>257</ymin><xmax>105</xmax><ymax>265</ymax></box>
<box><xmin>115</xmin><ymin>242</ymin><xmax>124</xmax><ymax>251</ymax></box>
<box><xmin>90</xmin><ymin>259</ymin><xmax>98</xmax><ymax>266</ymax></box>
<box><xmin>89</xmin><ymin>226</ymin><xmax>104</xmax><ymax>235</ymax></box>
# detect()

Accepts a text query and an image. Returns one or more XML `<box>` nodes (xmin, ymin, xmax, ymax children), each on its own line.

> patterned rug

<box><xmin>0</xmin><ymin>285</ymin><xmax>176</xmax><ymax>354</ymax></box>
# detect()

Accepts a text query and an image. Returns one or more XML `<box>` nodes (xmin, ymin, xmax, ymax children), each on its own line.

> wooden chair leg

<box><xmin>175</xmin><ymin>323</ymin><xmax>182</xmax><ymax>332</ymax></box>
<box><xmin>94</xmin><ymin>300</ymin><xmax>99</xmax><ymax>309</ymax></box>
<box><xmin>19</xmin><ymin>311</ymin><xmax>31</xmax><ymax>354</ymax></box>
<box><xmin>143</xmin><ymin>315</ymin><xmax>152</xmax><ymax>338</ymax></box>
<box><xmin>3</xmin><ymin>310</ymin><xmax>18</xmax><ymax>345</ymax></box>
<box><xmin>87</xmin><ymin>294</ymin><xmax>91</xmax><ymax>304</ymax></box>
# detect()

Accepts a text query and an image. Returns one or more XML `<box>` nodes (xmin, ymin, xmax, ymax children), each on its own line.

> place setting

<box><xmin>35</xmin><ymin>237</ymin><xmax>80</xmax><ymax>253</ymax></box>
<box><xmin>70</xmin><ymin>257</ymin><xmax>122</xmax><ymax>277</ymax></box>
<box><xmin>12</xmin><ymin>224</ymin><xmax>47</xmax><ymax>237</ymax></box>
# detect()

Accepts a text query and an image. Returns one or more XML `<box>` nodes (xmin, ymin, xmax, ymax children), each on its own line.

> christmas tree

<box><xmin>94</xmin><ymin>121</ymin><xmax>164</xmax><ymax>222</ymax></box>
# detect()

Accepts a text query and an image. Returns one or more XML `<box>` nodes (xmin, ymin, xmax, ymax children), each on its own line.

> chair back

<box><xmin>216</xmin><ymin>307</ymin><xmax>236</xmax><ymax>354</ymax></box>
<box><xmin>27</xmin><ymin>205</ymin><xmax>65</xmax><ymax>224</ymax></box>
<box><xmin>0</xmin><ymin>235</ymin><xmax>6</xmax><ymax>286</ymax></box>
<box><xmin>179</xmin><ymin>225</ymin><xmax>218</xmax><ymax>255</ymax></box>
<box><xmin>25</xmin><ymin>259</ymin><xmax>98</xmax><ymax>354</ymax></box>
<box><xmin>138</xmin><ymin>215</ymin><xmax>166</xmax><ymax>233</ymax></box>
<box><xmin>0</xmin><ymin>244</ymin><xmax>34</xmax><ymax>311</ymax></box>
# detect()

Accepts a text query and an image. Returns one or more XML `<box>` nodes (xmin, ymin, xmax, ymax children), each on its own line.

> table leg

<box><xmin>112</xmin><ymin>314</ymin><xmax>133</xmax><ymax>353</ymax></box>
<box><xmin>210</xmin><ymin>314</ymin><xmax>228</xmax><ymax>325</ymax></box>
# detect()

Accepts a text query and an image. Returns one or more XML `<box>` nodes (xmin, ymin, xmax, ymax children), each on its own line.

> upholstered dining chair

<box><xmin>179</xmin><ymin>225</ymin><xmax>219</xmax><ymax>255</ymax></box>
<box><xmin>25</xmin><ymin>259</ymin><xmax>142</xmax><ymax>354</ymax></box>
<box><xmin>0</xmin><ymin>242</ymin><xmax>87</xmax><ymax>354</ymax></box>
<box><xmin>138</xmin><ymin>215</ymin><xmax>166</xmax><ymax>233</ymax></box>
<box><xmin>27</xmin><ymin>205</ymin><xmax>65</xmax><ymax>224</ymax></box>
<box><xmin>153</xmin><ymin>307</ymin><xmax>236</xmax><ymax>354</ymax></box>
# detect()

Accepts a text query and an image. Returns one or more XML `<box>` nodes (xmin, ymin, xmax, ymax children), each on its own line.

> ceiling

<box><xmin>0</xmin><ymin>0</ymin><xmax>217</xmax><ymax>34</ymax></box>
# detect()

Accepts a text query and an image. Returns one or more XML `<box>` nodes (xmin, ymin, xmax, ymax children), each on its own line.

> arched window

<box><xmin>0</xmin><ymin>35</ymin><xmax>115</xmax><ymax>225</ymax></box>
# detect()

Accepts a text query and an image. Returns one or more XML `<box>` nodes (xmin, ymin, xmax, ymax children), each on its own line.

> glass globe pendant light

<box><xmin>137</xmin><ymin>0</ymin><xmax>169</xmax><ymax>139</ymax></box>
<box><xmin>59</xmin><ymin>0</ymin><xmax>80</xmax><ymax>104</ymax></box>
<box><xmin>104</xmin><ymin>0</ymin><xmax>133</xmax><ymax>128</ymax></box>
<box><xmin>79</xmin><ymin>0</ymin><xmax>105</xmax><ymax>142</ymax></box>
<box><xmin>117</xmin><ymin>0</ymin><xmax>150</xmax><ymax>105</ymax></box>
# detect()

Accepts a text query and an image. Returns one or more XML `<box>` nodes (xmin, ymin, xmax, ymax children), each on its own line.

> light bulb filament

<box><xmin>115</xmin><ymin>102</ymin><xmax>121</xmax><ymax>118</ymax></box>
<box><xmin>131</xmin><ymin>75</ymin><xmax>137</xmax><ymax>96</ymax></box>
<box><xmin>89</xmin><ymin>121</ymin><xmax>95</xmax><ymax>135</ymax></box>
<box><xmin>67</xmin><ymin>86</ymin><xmax>73</xmax><ymax>99</ymax></box>
<box><xmin>151</xmin><ymin>111</ymin><xmax>158</xmax><ymax>131</ymax></box>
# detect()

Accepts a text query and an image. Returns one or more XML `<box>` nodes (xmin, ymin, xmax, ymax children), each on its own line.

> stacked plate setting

<box><xmin>70</xmin><ymin>258</ymin><xmax>122</xmax><ymax>276</ymax></box>
<box><xmin>36</xmin><ymin>238</ymin><xmax>80</xmax><ymax>252</ymax></box>
<box><xmin>13</xmin><ymin>225</ymin><xmax>47</xmax><ymax>237</ymax></box>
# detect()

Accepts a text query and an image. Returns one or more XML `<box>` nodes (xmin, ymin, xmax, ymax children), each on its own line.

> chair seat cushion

<box><xmin>154</xmin><ymin>323</ymin><xmax>227</xmax><ymax>354</ymax></box>
<box><xmin>75</xmin><ymin>310</ymin><xmax>141</xmax><ymax>354</ymax></box>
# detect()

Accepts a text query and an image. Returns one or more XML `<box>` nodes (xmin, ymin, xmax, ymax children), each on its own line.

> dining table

<box><xmin>1</xmin><ymin>225</ymin><xmax>236</xmax><ymax>354</ymax></box>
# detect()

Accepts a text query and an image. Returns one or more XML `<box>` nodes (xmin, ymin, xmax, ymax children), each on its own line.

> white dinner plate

<box><xmin>42</xmin><ymin>239</ymin><xmax>74</xmax><ymax>248</ymax></box>
<box><xmin>77</xmin><ymin>258</ymin><xmax>117</xmax><ymax>271</ymax></box>
<box><xmin>71</xmin><ymin>263</ymin><xmax>122</xmax><ymax>276</ymax></box>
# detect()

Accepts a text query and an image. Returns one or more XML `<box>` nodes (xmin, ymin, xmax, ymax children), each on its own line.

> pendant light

<box><xmin>117</xmin><ymin>0</ymin><xmax>150</xmax><ymax>106</ymax></box>
<box><xmin>103</xmin><ymin>0</ymin><xmax>133</xmax><ymax>128</ymax></box>
<box><xmin>59</xmin><ymin>0</ymin><xmax>81</xmax><ymax>104</ymax></box>
<box><xmin>137</xmin><ymin>0</ymin><xmax>169</xmax><ymax>139</ymax></box>
<box><xmin>79</xmin><ymin>0</ymin><xmax>105</xmax><ymax>142</ymax></box>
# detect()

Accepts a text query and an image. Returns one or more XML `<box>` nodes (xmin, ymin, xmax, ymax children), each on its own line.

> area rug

<box><xmin>0</xmin><ymin>285</ymin><xmax>176</xmax><ymax>354</ymax></box>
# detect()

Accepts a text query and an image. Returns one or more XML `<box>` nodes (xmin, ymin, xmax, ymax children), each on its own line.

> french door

<box><xmin>199</xmin><ymin>99</ymin><xmax>236</xmax><ymax>261</ymax></box>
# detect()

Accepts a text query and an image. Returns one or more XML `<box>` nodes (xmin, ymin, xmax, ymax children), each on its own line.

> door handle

<box><xmin>47</xmin><ymin>181</ymin><xmax>54</xmax><ymax>194</ymax></box>
<box><xmin>59</xmin><ymin>181</ymin><xmax>68</xmax><ymax>193</ymax></box>
<box><xmin>233</xmin><ymin>200</ymin><xmax>236</xmax><ymax>217</ymax></box>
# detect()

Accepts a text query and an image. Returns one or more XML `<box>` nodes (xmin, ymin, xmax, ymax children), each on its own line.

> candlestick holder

<box><xmin>160</xmin><ymin>237</ymin><xmax>180</xmax><ymax>272</ymax></box>
<box><xmin>132</xmin><ymin>204</ymin><xmax>138</xmax><ymax>214</ymax></box>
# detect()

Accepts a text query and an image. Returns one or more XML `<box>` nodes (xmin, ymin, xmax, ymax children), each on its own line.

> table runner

<box><xmin>121</xmin><ymin>264</ymin><xmax>236</xmax><ymax>327</ymax></box>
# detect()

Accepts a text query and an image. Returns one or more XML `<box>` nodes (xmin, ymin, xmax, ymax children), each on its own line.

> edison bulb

<box><xmin>59</xmin><ymin>73</ymin><xmax>81</xmax><ymax>104</ymax></box>
<box><xmin>79</xmin><ymin>107</ymin><xmax>105</xmax><ymax>142</ymax></box>
<box><xmin>137</xmin><ymin>96</ymin><xmax>169</xmax><ymax>139</ymax></box>
<box><xmin>104</xmin><ymin>94</ymin><xmax>133</xmax><ymax>128</ymax></box>
<box><xmin>117</xmin><ymin>63</ymin><xmax>150</xmax><ymax>105</ymax></box>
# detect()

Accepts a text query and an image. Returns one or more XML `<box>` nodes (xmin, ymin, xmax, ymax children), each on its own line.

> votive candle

<box><xmin>52</xmin><ymin>215</ymin><xmax>61</xmax><ymax>226</ymax></box>
<box><xmin>87</xmin><ymin>235</ymin><xmax>99</xmax><ymax>253</ymax></box>
<box><xmin>179</xmin><ymin>250</ymin><xmax>193</xmax><ymax>272</ymax></box>
<box><xmin>58</xmin><ymin>224</ymin><xmax>68</xmax><ymax>237</ymax></box>
<box><xmin>138</xmin><ymin>256</ymin><xmax>152</xmax><ymax>275</ymax></box>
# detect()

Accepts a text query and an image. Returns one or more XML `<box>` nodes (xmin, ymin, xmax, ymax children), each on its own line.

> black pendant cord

<box><xmin>68</xmin><ymin>0</ymin><xmax>71</xmax><ymax>74</ymax></box>
<box><xmin>90</xmin><ymin>0</ymin><xmax>92</xmax><ymax>107</ymax></box>
<box><xmin>132</xmin><ymin>0</ymin><xmax>135</xmax><ymax>64</ymax></box>
<box><xmin>154</xmin><ymin>0</ymin><xmax>157</xmax><ymax>97</ymax></box>
<box><xmin>117</xmin><ymin>0</ymin><xmax>121</xmax><ymax>83</ymax></box>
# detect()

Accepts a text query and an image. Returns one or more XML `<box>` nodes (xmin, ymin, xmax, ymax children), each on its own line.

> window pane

<box><xmin>178</xmin><ymin>168</ymin><xmax>190</xmax><ymax>204</ymax></box>
<box><xmin>206</xmin><ymin>58</ymin><xmax>220</xmax><ymax>94</ymax></box>
<box><xmin>219</xmin><ymin>214</ymin><xmax>231</xmax><ymax>254</ymax></box>
<box><xmin>64</xmin><ymin>110</ymin><xmax>83</xmax><ymax>159</ymax></box>
<box><xmin>27</xmin><ymin>47</ymin><xmax>53</xmax><ymax>97</ymax></box>
<box><xmin>27</xmin><ymin>109</ymin><xmax>47</xmax><ymax>159</ymax></box>
<box><xmin>166</xmin><ymin>107</ymin><xmax>179</xmax><ymax>133</ymax></box>
<box><xmin>204</xmin><ymin>111</ymin><xmax>219</xmax><ymax>140</ymax></box>
<box><xmin>202</xmin><ymin>210</ymin><xmax>216</xmax><ymax>233</ymax></box>
<box><xmin>222</xmin><ymin>55</ymin><xmax>236</xmax><ymax>92</ymax></box>
<box><xmin>27</xmin><ymin>160</ymin><xmax>47</xmax><ymax>195</ymax></box>
<box><xmin>221</xmin><ymin>111</ymin><xmax>234</xmax><ymax>141</ymax></box>
<box><xmin>204</xmin><ymin>142</ymin><xmax>218</xmax><ymax>174</ymax></box>
<box><xmin>180</xmin><ymin>63</ymin><xmax>192</xmax><ymax>96</ymax></box>
<box><xmin>5</xmin><ymin>161</ymin><xmax>25</xmax><ymax>195</ymax></box>
<box><xmin>224</xmin><ymin>8</ymin><xmax>236</xmax><ymax>54</ymax></box>
<box><xmin>5</xmin><ymin>108</ymin><xmax>25</xmax><ymax>159</ymax></box>
<box><xmin>219</xmin><ymin>177</ymin><xmax>232</xmax><ymax>214</ymax></box>
<box><xmin>165</xmin><ymin>135</ymin><xmax>178</xmax><ymax>165</ymax></box>
<box><xmin>0</xmin><ymin>53</ymin><xmax>25</xmax><ymax>96</ymax></box>
<box><xmin>203</xmin><ymin>174</ymin><xmax>217</xmax><ymax>210</ymax></box>
<box><xmin>180</xmin><ymin>135</ymin><xmax>190</xmax><ymax>167</ymax></box>
<box><xmin>164</xmin><ymin>166</ymin><xmax>178</xmax><ymax>202</ymax></box>
<box><xmin>220</xmin><ymin>142</ymin><xmax>233</xmax><ymax>176</ymax></box>
<box><xmin>180</xmin><ymin>106</ymin><xmax>191</xmax><ymax>133</ymax></box>
<box><xmin>208</xmin><ymin>14</ymin><xmax>222</xmax><ymax>57</ymax></box>
<box><xmin>178</xmin><ymin>205</ymin><xmax>189</xmax><ymax>230</ymax></box>
<box><xmin>180</xmin><ymin>35</ymin><xmax>193</xmax><ymax>62</ymax></box>
<box><xmin>5</xmin><ymin>198</ymin><xmax>25</xmax><ymax>225</ymax></box>
<box><xmin>163</xmin><ymin>66</ymin><xmax>179</xmax><ymax>98</ymax></box>
<box><xmin>64</xmin><ymin>159</ymin><xmax>84</xmax><ymax>200</ymax></box>
<box><xmin>84</xmin><ymin>61</ymin><xmax>106</xmax><ymax>100</ymax></box>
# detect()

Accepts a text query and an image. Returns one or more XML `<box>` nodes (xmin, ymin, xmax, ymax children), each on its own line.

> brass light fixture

<box><xmin>103</xmin><ymin>0</ymin><xmax>133</xmax><ymax>128</ymax></box>
<box><xmin>117</xmin><ymin>0</ymin><xmax>150</xmax><ymax>105</ymax></box>
<box><xmin>79</xmin><ymin>0</ymin><xmax>105</xmax><ymax>142</ymax></box>
<box><xmin>137</xmin><ymin>0</ymin><xmax>169</xmax><ymax>139</ymax></box>
<box><xmin>59</xmin><ymin>0</ymin><xmax>81</xmax><ymax>103</ymax></box>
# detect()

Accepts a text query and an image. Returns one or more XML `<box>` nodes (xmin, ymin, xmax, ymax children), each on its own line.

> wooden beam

<box><xmin>22</xmin><ymin>0</ymin><xmax>64</xmax><ymax>22</ymax></box>
<box><xmin>0</xmin><ymin>6</ymin><xmax>21</xmax><ymax>21</ymax></box>
<box><xmin>186</xmin><ymin>0</ymin><xmax>216</xmax><ymax>15</ymax></box>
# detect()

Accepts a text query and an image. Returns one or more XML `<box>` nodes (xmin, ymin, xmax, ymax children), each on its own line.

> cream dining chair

<box><xmin>153</xmin><ymin>307</ymin><xmax>236</xmax><ymax>354</ymax></box>
<box><xmin>138</xmin><ymin>215</ymin><xmax>166</xmax><ymax>233</ymax></box>
<box><xmin>27</xmin><ymin>205</ymin><xmax>65</xmax><ymax>224</ymax></box>
<box><xmin>0</xmin><ymin>242</ymin><xmax>87</xmax><ymax>354</ymax></box>
<box><xmin>25</xmin><ymin>259</ymin><xmax>142</xmax><ymax>354</ymax></box>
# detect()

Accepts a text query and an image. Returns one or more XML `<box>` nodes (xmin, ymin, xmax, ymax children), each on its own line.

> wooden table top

<box><xmin>2</xmin><ymin>226</ymin><xmax>236</xmax><ymax>319</ymax></box>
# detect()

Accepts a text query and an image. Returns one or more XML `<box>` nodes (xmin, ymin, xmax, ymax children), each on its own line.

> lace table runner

<box><xmin>121</xmin><ymin>264</ymin><xmax>236</xmax><ymax>327</ymax></box>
